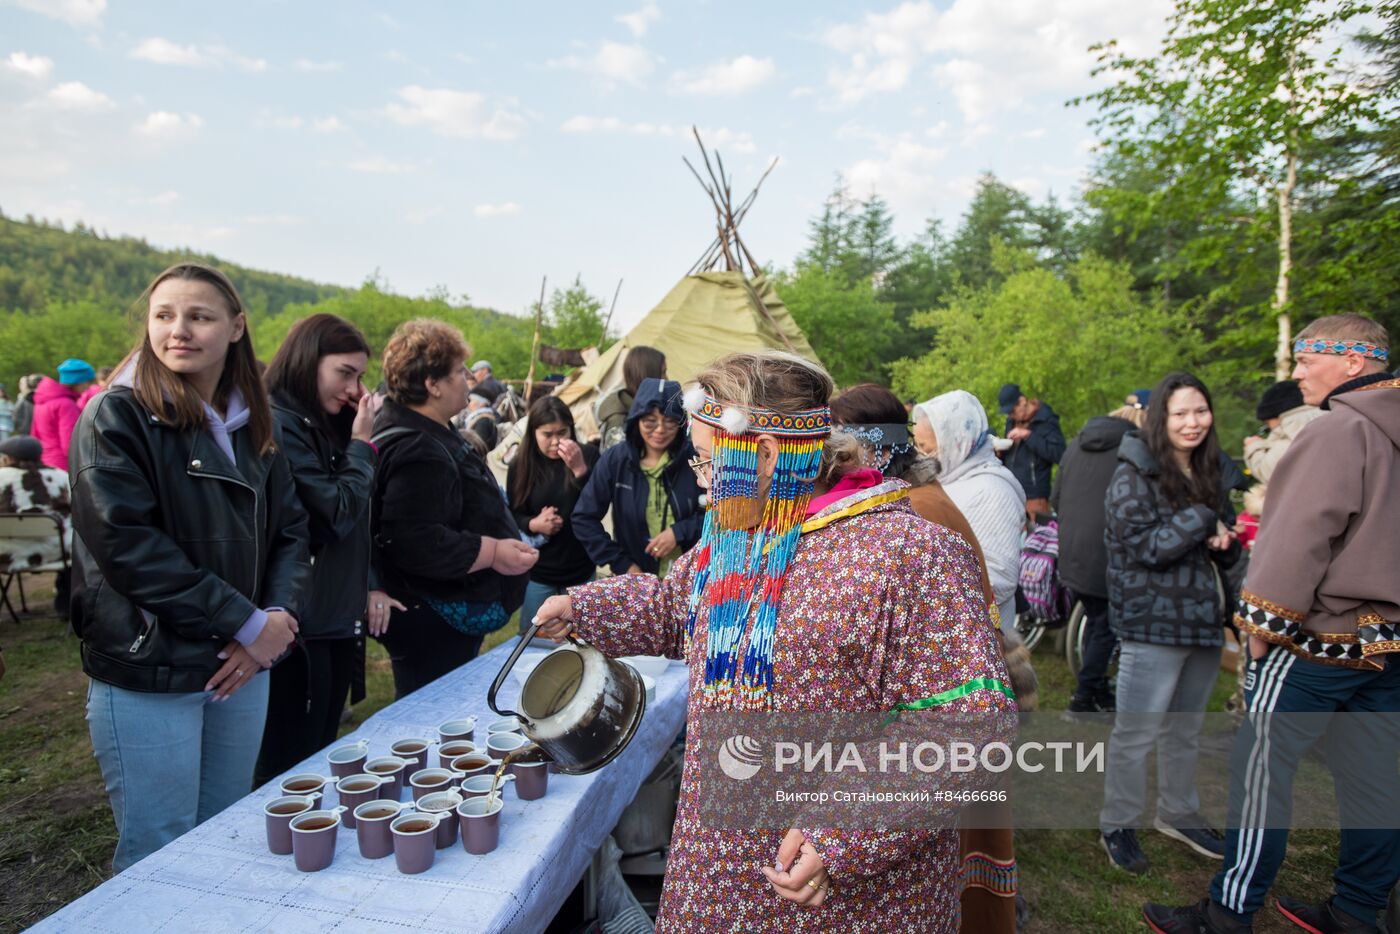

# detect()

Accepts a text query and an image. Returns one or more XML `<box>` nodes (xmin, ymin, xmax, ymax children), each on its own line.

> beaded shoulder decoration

<box><xmin>682</xmin><ymin>389</ymin><xmax>830</xmax><ymax>710</ymax></box>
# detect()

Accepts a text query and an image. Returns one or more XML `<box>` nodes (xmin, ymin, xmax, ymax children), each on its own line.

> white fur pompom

<box><xmin>682</xmin><ymin>385</ymin><xmax>708</xmax><ymax>415</ymax></box>
<box><xmin>720</xmin><ymin>405</ymin><xmax>750</xmax><ymax>435</ymax></box>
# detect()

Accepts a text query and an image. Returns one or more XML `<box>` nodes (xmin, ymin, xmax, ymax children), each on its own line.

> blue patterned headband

<box><xmin>1293</xmin><ymin>337</ymin><xmax>1388</xmax><ymax>363</ymax></box>
<box><xmin>833</xmin><ymin>423</ymin><xmax>910</xmax><ymax>449</ymax></box>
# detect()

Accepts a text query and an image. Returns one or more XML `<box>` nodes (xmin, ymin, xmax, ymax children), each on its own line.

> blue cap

<box><xmin>1129</xmin><ymin>388</ymin><xmax>1152</xmax><ymax>409</ymax></box>
<box><xmin>57</xmin><ymin>358</ymin><xmax>96</xmax><ymax>386</ymax></box>
<box><xmin>997</xmin><ymin>383</ymin><xmax>1022</xmax><ymax>414</ymax></box>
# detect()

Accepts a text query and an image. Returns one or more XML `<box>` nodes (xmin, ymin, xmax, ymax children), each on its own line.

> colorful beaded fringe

<box><xmin>685</xmin><ymin>409</ymin><xmax>826</xmax><ymax>710</ymax></box>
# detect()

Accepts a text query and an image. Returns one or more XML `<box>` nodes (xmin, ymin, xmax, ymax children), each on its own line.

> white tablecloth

<box><xmin>34</xmin><ymin>639</ymin><xmax>688</xmax><ymax>933</ymax></box>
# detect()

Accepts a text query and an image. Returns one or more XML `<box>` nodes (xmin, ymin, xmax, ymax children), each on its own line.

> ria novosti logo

<box><xmin>717</xmin><ymin>734</ymin><xmax>764</xmax><ymax>780</ymax></box>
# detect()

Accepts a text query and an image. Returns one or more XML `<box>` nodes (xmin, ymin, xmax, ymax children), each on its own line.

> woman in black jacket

<box><xmin>573</xmin><ymin>378</ymin><xmax>702</xmax><ymax>578</ymax></box>
<box><xmin>507</xmin><ymin>396</ymin><xmax>599</xmax><ymax>634</ymax></box>
<box><xmin>70</xmin><ymin>263</ymin><xmax>310</xmax><ymax>872</ymax></box>
<box><xmin>371</xmin><ymin>319</ymin><xmax>537</xmax><ymax>699</ymax></box>
<box><xmin>255</xmin><ymin>314</ymin><xmax>391</xmax><ymax>785</ymax></box>
<box><xmin>1098</xmin><ymin>372</ymin><xmax>1241</xmax><ymax>877</ymax></box>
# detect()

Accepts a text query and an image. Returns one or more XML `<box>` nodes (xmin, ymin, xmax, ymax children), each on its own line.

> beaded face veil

<box><xmin>682</xmin><ymin>386</ymin><xmax>831</xmax><ymax>709</ymax></box>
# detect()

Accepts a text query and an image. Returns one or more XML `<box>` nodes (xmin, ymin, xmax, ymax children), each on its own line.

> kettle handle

<box><xmin>487</xmin><ymin>621</ymin><xmax>542</xmax><ymax>722</ymax></box>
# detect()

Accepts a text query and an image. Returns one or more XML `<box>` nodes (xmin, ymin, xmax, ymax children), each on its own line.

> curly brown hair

<box><xmin>382</xmin><ymin>319</ymin><xmax>471</xmax><ymax>406</ymax></box>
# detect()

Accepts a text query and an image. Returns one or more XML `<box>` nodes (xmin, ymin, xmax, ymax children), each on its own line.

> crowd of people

<box><xmin>5</xmin><ymin>258</ymin><xmax>1397</xmax><ymax>933</ymax></box>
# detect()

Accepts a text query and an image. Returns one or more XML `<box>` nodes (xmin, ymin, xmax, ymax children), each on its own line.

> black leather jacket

<box><xmin>271</xmin><ymin>390</ymin><xmax>376</xmax><ymax>641</ymax></box>
<box><xmin>69</xmin><ymin>386</ymin><xmax>311</xmax><ymax>693</ymax></box>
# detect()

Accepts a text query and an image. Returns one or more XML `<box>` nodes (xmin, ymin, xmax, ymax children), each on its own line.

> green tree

<box><xmin>0</xmin><ymin>301</ymin><xmax>138</xmax><ymax>391</ymax></box>
<box><xmin>1078</xmin><ymin>0</ymin><xmax>1380</xmax><ymax>377</ymax></box>
<box><xmin>775</xmin><ymin>262</ymin><xmax>898</xmax><ymax>388</ymax></box>
<box><xmin>544</xmin><ymin>275</ymin><xmax>612</xmax><ymax>351</ymax></box>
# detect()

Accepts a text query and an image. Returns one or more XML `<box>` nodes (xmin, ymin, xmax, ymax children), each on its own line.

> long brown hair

<box><xmin>510</xmin><ymin>396</ymin><xmax>579</xmax><ymax>509</ymax></box>
<box><xmin>1144</xmin><ymin>372</ymin><xmax>1223</xmax><ymax>509</ymax></box>
<box><xmin>119</xmin><ymin>263</ymin><xmax>275</xmax><ymax>454</ymax></box>
<box><xmin>264</xmin><ymin>313</ymin><xmax>371</xmax><ymax>446</ymax></box>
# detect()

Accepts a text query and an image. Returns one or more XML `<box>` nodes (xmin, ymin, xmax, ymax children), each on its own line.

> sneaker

<box><xmin>1276</xmin><ymin>895</ymin><xmax>1379</xmax><ymax>933</ymax></box>
<box><xmin>1153</xmin><ymin>816</ymin><xmax>1226</xmax><ymax>859</ymax></box>
<box><xmin>1093</xmin><ymin>687</ymin><xmax>1117</xmax><ymax>712</ymax></box>
<box><xmin>1143</xmin><ymin>899</ymin><xmax>1253</xmax><ymax>934</ymax></box>
<box><xmin>1100</xmin><ymin>828</ymin><xmax>1148</xmax><ymax>875</ymax></box>
<box><xmin>1062</xmin><ymin>693</ymin><xmax>1113</xmax><ymax>723</ymax></box>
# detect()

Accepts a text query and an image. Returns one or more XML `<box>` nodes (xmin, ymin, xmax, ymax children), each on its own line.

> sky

<box><xmin>0</xmin><ymin>0</ymin><xmax>1175</xmax><ymax>329</ymax></box>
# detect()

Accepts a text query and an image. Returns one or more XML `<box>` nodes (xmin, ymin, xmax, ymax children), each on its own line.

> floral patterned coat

<box><xmin>569</xmin><ymin>481</ymin><xmax>1016</xmax><ymax>932</ymax></box>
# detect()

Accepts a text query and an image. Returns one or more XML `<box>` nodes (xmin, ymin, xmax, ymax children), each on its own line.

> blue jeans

<box><xmin>87</xmin><ymin>672</ymin><xmax>270</xmax><ymax>872</ymax></box>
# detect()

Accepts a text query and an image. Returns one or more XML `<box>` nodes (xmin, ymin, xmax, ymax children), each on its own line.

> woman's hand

<box><xmin>529</xmin><ymin>506</ymin><xmax>563</xmax><ymax>535</ymax></box>
<box><xmin>245</xmin><ymin>610</ymin><xmax>298</xmax><ymax>668</ymax></box>
<box><xmin>366</xmin><ymin>590</ymin><xmax>406</xmax><ymax>637</ymax></box>
<box><xmin>492</xmin><ymin>539</ymin><xmax>539</xmax><ymax>576</ymax></box>
<box><xmin>645</xmin><ymin>527</ymin><xmax>677</xmax><ymax>560</ymax></box>
<box><xmin>1207</xmin><ymin>520</ymin><xmax>1236</xmax><ymax>552</ymax></box>
<box><xmin>206</xmin><ymin>641</ymin><xmax>261</xmax><ymax>701</ymax></box>
<box><xmin>626</xmin><ymin>563</ymin><xmax>646</xmax><ymax>576</ymax></box>
<box><xmin>557</xmin><ymin>438</ymin><xmax>587</xmax><ymax>478</ymax></box>
<box><xmin>534</xmin><ymin>594</ymin><xmax>575</xmax><ymax>641</ymax></box>
<box><xmin>760</xmin><ymin>829</ymin><xmax>831</xmax><ymax>908</ymax></box>
<box><xmin>1249</xmin><ymin>634</ymin><xmax>1270</xmax><ymax>660</ymax></box>
<box><xmin>351</xmin><ymin>390</ymin><xmax>377</xmax><ymax>444</ymax></box>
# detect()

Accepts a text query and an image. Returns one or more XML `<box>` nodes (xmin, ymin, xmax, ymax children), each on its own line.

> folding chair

<box><xmin>0</xmin><ymin>512</ymin><xmax>69</xmax><ymax>625</ymax></box>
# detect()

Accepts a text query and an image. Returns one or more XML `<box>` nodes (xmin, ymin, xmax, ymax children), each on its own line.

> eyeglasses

<box><xmin>687</xmin><ymin>455</ymin><xmax>712</xmax><ymax>476</ymax></box>
<box><xmin>639</xmin><ymin>417</ymin><xmax>682</xmax><ymax>433</ymax></box>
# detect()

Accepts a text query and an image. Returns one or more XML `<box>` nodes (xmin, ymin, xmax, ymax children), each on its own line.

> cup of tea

<box><xmin>408</xmin><ymin>767</ymin><xmax>463</xmax><ymax>801</ymax></box>
<box><xmin>290</xmin><ymin>806</ymin><xmax>347</xmax><ymax>872</ymax></box>
<box><xmin>485</xmin><ymin>717</ymin><xmax>522</xmax><ymax>736</ymax></box>
<box><xmin>437</xmin><ymin>716</ymin><xmax>478</xmax><ymax>745</ymax></box>
<box><xmin>279</xmin><ymin>772</ymin><xmax>333</xmax><ymax>797</ymax></box>
<box><xmin>486</xmin><ymin>732</ymin><xmax>528</xmax><ymax>759</ymax></box>
<box><xmin>511</xmin><ymin>759</ymin><xmax>549</xmax><ymax>801</ymax></box>
<box><xmin>449</xmin><ymin>754</ymin><xmax>501</xmax><ymax>782</ymax></box>
<box><xmin>354</xmin><ymin>799</ymin><xmax>413</xmax><ymax>860</ymax></box>
<box><xmin>326</xmin><ymin>739</ymin><xmax>370</xmax><ymax>778</ymax></box>
<box><xmin>459</xmin><ymin>773</ymin><xmax>513</xmax><ymax>799</ymax></box>
<box><xmin>264</xmin><ymin>794</ymin><xmax>321</xmax><ymax>855</ymax></box>
<box><xmin>457</xmin><ymin>796</ymin><xmax>503</xmax><ymax>855</ymax></box>
<box><xmin>416</xmin><ymin>790</ymin><xmax>464</xmax><ymax>850</ymax></box>
<box><xmin>335</xmin><ymin>773</ymin><xmax>395</xmax><ymax>826</ymax></box>
<box><xmin>364</xmin><ymin>756</ymin><xmax>412</xmax><ymax>801</ymax></box>
<box><xmin>437</xmin><ymin>740</ymin><xmax>477</xmax><ymax>769</ymax></box>
<box><xmin>391</xmin><ymin>812</ymin><xmax>448</xmax><ymax>874</ymax></box>
<box><xmin>389</xmin><ymin>737</ymin><xmax>435</xmax><ymax>774</ymax></box>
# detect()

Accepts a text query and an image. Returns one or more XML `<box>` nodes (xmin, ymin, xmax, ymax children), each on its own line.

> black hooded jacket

<box><xmin>1051</xmin><ymin>415</ymin><xmax>1136</xmax><ymax>598</ymax></box>
<box><xmin>573</xmin><ymin>379</ymin><xmax>704</xmax><ymax>576</ymax></box>
<box><xmin>1003</xmin><ymin>400</ymin><xmax>1065</xmax><ymax>499</ymax></box>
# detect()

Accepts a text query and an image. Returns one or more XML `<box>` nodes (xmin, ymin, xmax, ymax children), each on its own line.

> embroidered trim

<box><xmin>959</xmin><ymin>851</ymin><xmax>1018</xmax><ymax>898</ymax></box>
<box><xmin>690</xmin><ymin>395</ymin><xmax>832</xmax><ymax>440</ymax></box>
<box><xmin>1234</xmin><ymin>603</ymin><xmax>1399</xmax><ymax>670</ymax></box>
<box><xmin>1293</xmin><ymin>337</ymin><xmax>1389</xmax><ymax>362</ymax></box>
<box><xmin>800</xmin><ymin>488</ymin><xmax>908</xmax><ymax>534</ymax></box>
<box><xmin>892</xmin><ymin>677</ymin><xmax>1015</xmax><ymax>712</ymax></box>
<box><xmin>1239</xmin><ymin>589</ymin><xmax>1304</xmax><ymax>623</ymax></box>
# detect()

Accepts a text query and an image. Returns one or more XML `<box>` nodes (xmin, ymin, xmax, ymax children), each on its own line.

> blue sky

<box><xmin>0</xmin><ymin>0</ymin><xmax>1173</xmax><ymax>329</ymax></box>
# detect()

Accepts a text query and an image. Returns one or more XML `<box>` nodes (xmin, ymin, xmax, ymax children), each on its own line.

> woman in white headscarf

<box><xmin>913</xmin><ymin>390</ymin><xmax>1026</xmax><ymax>628</ymax></box>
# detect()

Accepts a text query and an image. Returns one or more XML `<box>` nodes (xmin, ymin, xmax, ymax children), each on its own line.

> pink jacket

<box><xmin>31</xmin><ymin>377</ymin><xmax>81</xmax><ymax>472</ymax></box>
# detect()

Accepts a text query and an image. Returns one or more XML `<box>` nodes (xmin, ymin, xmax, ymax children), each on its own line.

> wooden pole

<box><xmin>524</xmin><ymin>275</ymin><xmax>547</xmax><ymax>402</ymax></box>
<box><xmin>599</xmin><ymin>278</ymin><xmax>622</xmax><ymax>346</ymax></box>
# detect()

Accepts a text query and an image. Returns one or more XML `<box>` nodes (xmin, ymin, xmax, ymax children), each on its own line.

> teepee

<box><xmin>554</xmin><ymin>132</ymin><xmax>819</xmax><ymax>439</ymax></box>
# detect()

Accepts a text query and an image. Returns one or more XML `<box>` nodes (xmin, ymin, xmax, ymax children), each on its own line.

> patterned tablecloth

<box><xmin>33</xmin><ymin>639</ymin><xmax>688</xmax><ymax>933</ymax></box>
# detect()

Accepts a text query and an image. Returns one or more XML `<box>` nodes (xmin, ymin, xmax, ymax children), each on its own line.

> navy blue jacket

<box><xmin>572</xmin><ymin>380</ymin><xmax>704</xmax><ymax>576</ymax></box>
<box><xmin>1004</xmin><ymin>400</ymin><xmax>1066</xmax><ymax>499</ymax></box>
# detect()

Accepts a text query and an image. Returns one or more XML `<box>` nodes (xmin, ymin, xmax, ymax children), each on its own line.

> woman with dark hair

<box><xmin>1099</xmin><ymin>371</ymin><xmax>1241</xmax><ymax>876</ymax></box>
<box><xmin>507</xmin><ymin>396</ymin><xmax>598</xmax><ymax>633</ymax></box>
<box><xmin>371</xmin><ymin>319</ymin><xmax>537</xmax><ymax>698</ymax></box>
<box><xmin>595</xmin><ymin>345</ymin><xmax>666</xmax><ymax>450</ymax></box>
<box><xmin>574</xmin><ymin>378</ymin><xmax>703</xmax><ymax>579</ymax></box>
<box><xmin>255</xmin><ymin>313</ymin><xmax>393</xmax><ymax>785</ymax></box>
<box><xmin>70</xmin><ymin>263</ymin><xmax>310</xmax><ymax>871</ymax></box>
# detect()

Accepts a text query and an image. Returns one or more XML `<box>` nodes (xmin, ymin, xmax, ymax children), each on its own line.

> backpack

<box><xmin>1019</xmin><ymin>519</ymin><xmax>1071</xmax><ymax>622</ymax></box>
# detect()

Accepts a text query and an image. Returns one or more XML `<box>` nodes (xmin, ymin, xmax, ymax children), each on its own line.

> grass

<box><xmin>0</xmin><ymin>585</ymin><xmax>1343</xmax><ymax>932</ymax></box>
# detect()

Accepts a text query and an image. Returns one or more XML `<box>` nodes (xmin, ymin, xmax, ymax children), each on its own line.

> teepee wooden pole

<box><xmin>524</xmin><ymin>275</ymin><xmax>547</xmax><ymax>402</ymax></box>
<box><xmin>599</xmin><ymin>278</ymin><xmax>622</xmax><ymax>346</ymax></box>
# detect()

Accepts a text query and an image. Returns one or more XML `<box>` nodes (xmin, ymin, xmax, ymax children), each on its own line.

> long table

<box><xmin>33</xmin><ymin>639</ymin><xmax>688</xmax><ymax>933</ymax></box>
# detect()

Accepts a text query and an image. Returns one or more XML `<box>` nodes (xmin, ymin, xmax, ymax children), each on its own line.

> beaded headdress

<box><xmin>1293</xmin><ymin>337</ymin><xmax>1389</xmax><ymax>363</ymax></box>
<box><xmin>682</xmin><ymin>386</ymin><xmax>831</xmax><ymax>709</ymax></box>
<box><xmin>833</xmin><ymin>423</ymin><xmax>912</xmax><ymax>475</ymax></box>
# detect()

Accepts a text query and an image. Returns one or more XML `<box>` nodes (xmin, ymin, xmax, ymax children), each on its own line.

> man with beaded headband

<box><xmin>535</xmin><ymin>351</ymin><xmax>1015</xmax><ymax>932</ymax></box>
<box><xmin>1147</xmin><ymin>314</ymin><xmax>1400</xmax><ymax>934</ymax></box>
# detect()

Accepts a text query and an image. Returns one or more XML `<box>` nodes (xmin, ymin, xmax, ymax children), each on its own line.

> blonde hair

<box><xmin>1296</xmin><ymin>313</ymin><xmax>1390</xmax><ymax>352</ymax></box>
<box><xmin>691</xmin><ymin>351</ymin><xmax>833</xmax><ymax>417</ymax></box>
<box><xmin>817</xmin><ymin>430</ymin><xmax>863</xmax><ymax>487</ymax></box>
<box><xmin>1107</xmin><ymin>404</ymin><xmax>1147</xmax><ymax>428</ymax></box>
<box><xmin>382</xmin><ymin>319</ymin><xmax>471</xmax><ymax>405</ymax></box>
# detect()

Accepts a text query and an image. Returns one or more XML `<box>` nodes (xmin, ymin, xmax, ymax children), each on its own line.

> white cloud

<box><xmin>473</xmin><ymin>202</ymin><xmax>521</xmax><ymax>218</ymax></box>
<box><xmin>821</xmin><ymin>0</ymin><xmax>1171</xmax><ymax>115</ymax></box>
<box><xmin>347</xmin><ymin>156</ymin><xmax>416</xmax><ymax>175</ymax></box>
<box><xmin>384</xmin><ymin>85</ymin><xmax>525</xmax><ymax>140</ymax></box>
<box><xmin>549</xmin><ymin>41</ymin><xmax>656</xmax><ymax>86</ymax></box>
<box><xmin>295</xmin><ymin>58</ymin><xmax>342</xmax><ymax>73</ymax></box>
<box><xmin>134</xmin><ymin>111</ymin><xmax>203</xmax><ymax>138</ymax></box>
<box><xmin>616</xmin><ymin>3</ymin><xmax>660</xmax><ymax>38</ymax></box>
<box><xmin>670</xmin><ymin>55</ymin><xmax>775</xmax><ymax>96</ymax></box>
<box><xmin>267</xmin><ymin>115</ymin><xmax>303</xmax><ymax>129</ymax></box>
<box><xmin>843</xmin><ymin>137</ymin><xmax>949</xmax><ymax>219</ymax></box>
<box><xmin>129</xmin><ymin>37</ymin><xmax>267</xmax><ymax>72</ymax></box>
<box><xmin>42</xmin><ymin>81</ymin><xmax>113</xmax><ymax>110</ymax></box>
<box><xmin>1</xmin><ymin>0</ymin><xmax>105</xmax><ymax>27</ymax></box>
<box><xmin>242</xmin><ymin>213</ymin><xmax>303</xmax><ymax>225</ymax></box>
<box><xmin>5</xmin><ymin>51</ymin><xmax>54</xmax><ymax>79</ymax></box>
<box><xmin>312</xmin><ymin>116</ymin><xmax>345</xmax><ymax>132</ymax></box>
<box><xmin>561</xmin><ymin>116</ymin><xmax>755</xmax><ymax>153</ymax></box>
